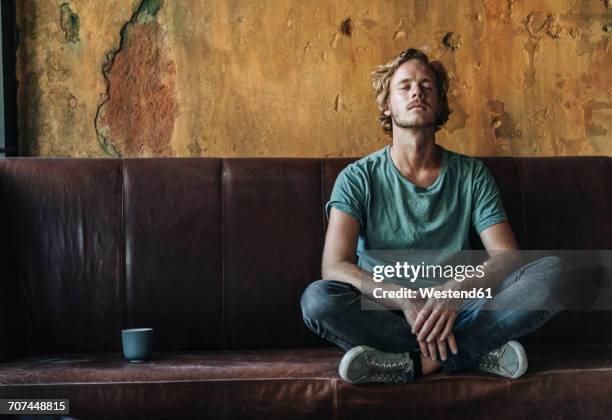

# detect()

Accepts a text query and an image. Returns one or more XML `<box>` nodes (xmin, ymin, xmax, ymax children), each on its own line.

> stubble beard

<box><xmin>391</xmin><ymin>108</ymin><xmax>436</xmax><ymax>130</ymax></box>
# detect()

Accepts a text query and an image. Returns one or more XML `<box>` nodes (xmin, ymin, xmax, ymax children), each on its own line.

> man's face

<box><xmin>384</xmin><ymin>59</ymin><xmax>439</xmax><ymax>130</ymax></box>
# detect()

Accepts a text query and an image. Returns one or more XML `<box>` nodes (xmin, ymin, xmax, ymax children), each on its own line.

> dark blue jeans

<box><xmin>300</xmin><ymin>256</ymin><xmax>567</xmax><ymax>373</ymax></box>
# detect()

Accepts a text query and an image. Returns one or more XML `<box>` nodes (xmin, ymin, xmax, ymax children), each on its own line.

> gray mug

<box><xmin>121</xmin><ymin>328</ymin><xmax>153</xmax><ymax>362</ymax></box>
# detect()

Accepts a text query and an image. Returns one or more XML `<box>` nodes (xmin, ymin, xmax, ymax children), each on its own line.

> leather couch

<box><xmin>0</xmin><ymin>156</ymin><xmax>611</xmax><ymax>419</ymax></box>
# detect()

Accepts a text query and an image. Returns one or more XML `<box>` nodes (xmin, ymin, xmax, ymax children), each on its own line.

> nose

<box><xmin>411</xmin><ymin>85</ymin><xmax>425</xmax><ymax>100</ymax></box>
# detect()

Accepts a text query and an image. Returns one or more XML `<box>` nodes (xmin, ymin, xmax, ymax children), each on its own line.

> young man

<box><xmin>300</xmin><ymin>48</ymin><xmax>567</xmax><ymax>384</ymax></box>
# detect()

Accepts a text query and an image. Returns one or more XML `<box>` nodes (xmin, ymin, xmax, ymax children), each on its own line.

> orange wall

<box><xmin>16</xmin><ymin>0</ymin><xmax>611</xmax><ymax>157</ymax></box>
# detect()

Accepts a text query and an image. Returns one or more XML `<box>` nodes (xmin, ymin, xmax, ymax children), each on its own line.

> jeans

<box><xmin>300</xmin><ymin>256</ymin><xmax>567</xmax><ymax>373</ymax></box>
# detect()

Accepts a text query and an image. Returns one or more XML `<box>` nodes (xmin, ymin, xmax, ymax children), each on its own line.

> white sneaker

<box><xmin>339</xmin><ymin>345</ymin><xmax>414</xmax><ymax>384</ymax></box>
<box><xmin>477</xmin><ymin>340</ymin><xmax>528</xmax><ymax>379</ymax></box>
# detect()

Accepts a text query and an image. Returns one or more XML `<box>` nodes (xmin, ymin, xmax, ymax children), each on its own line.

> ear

<box><xmin>383</xmin><ymin>101</ymin><xmax>391</xmax><ymax>117</ymax></box>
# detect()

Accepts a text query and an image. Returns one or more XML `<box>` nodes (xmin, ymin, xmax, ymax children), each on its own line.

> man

<box><xmin>300</xmin><ymin>48</ymin><xmax>567</xmax><ymax>384</ymax></box>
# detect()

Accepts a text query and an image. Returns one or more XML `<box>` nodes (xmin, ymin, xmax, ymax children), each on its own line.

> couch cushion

<box><xmin>336</xmin><ymin>344</ymin><xmax>612</xmax><ymax>419</ymax></box>
<box><xmin>222</xmin><ymin>159</ymin><xmax>326</xmax><ymax>350</ymax></box>
<box><xmin>1</xmin><ymin>346</ymin><xmax>612</xmax><ymax>419</ymax></box>
<box><xmin>515</xmin><ymin>157</ymin><xmax>612</xmax><ymax>345</ymax></box>
<box><xmin>0</xmin><ymin>348</ymin><xmax>340</xmax><ymax>419</ymax></box>
<box><xmin>518</xmin><ymin>157</ymin><xmax>612</xmax><ymax>250</ymax></box>
<box><xmin>0</xmin><ymin>159</ymin><xmax>123</xmax><ymax>355</ymax></box>
<box><xmin>122</xmin><ymin>159</ymin><xmax>224</xmax><ymax>351</ymax></box>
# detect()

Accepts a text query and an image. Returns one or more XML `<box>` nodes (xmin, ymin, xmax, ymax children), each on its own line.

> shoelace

<box><xmin>368</xmin><ymin>357</ymin><xmax>410</xmax><ymax>371</ymax></box>
<box><xmin>479</xmin><ymin>351</ymin><xmax>501</xmax><ymax>370</ymax></box>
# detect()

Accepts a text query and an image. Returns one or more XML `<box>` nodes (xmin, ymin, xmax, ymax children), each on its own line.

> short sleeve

<box><xmin>471</xmin><ymin>162</ymin><xmax>508</xmax><ymax>234</ymax></box>
<box><xmin>325</xmin><ymin>166</ymin><xmax>367</xmax><ymax>227</ymax></box>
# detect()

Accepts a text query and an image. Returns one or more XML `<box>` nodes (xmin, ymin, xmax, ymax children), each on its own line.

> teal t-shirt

<box><xmin>326</xmin><ymin>144</ymin><xmax>507</xmax><ymax>256</ymax></box>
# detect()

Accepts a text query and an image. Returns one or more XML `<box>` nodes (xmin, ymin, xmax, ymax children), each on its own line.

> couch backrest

<box><xmin>0</xmin><ymin>155</ymin><xmax>610</xmax><ymax>358</ymax></box>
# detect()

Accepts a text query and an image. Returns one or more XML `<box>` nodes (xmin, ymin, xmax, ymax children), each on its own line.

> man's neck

<box><xmin>389</xmin><ymin>126</ymin><xmax>440</xmax><ymax>177</ymax></box>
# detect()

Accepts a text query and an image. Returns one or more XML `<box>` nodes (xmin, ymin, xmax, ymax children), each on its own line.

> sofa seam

<box><xmin>120</xmin><ymin>159</ymin><xmax>126</xmax><ymax>333</ymax></box>
<box><xmin>515</xmin><ymin>157</ymin><xmax>528</xmax><ymax>248</ymax></box>
<box><xmin>7</xmin><ymin>366</ymin><xmax>612</xmax><ymax>387</ymax></box>
<box><xmin>1</xmin><ymin>377</ymin><xmax>338</xmax><ymax>386</ymax></box>
<box><xmin>319</xmin><ymin>159</ymin><xmax>325</xmax><ymax>278</ymax></box>
<box><xmin>221</xmin><ymin>159</ymin><xmax>226</xmax><ymax>351</ymax></box>
<box><xmin>332</xmin><ymin>377</ymin><xmax>338</xmax><ymax>420</ymax></box>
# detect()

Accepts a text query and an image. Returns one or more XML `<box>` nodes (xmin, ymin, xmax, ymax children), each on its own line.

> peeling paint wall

<box><xmin>95</xmin><ymin>0</ymin><xmax>177</xmax><ymax>156</ymax></box>
<box><xmin>16</xmin><ymin>0</ymin><xmax>612</xmax><ymax>157</ymax></box>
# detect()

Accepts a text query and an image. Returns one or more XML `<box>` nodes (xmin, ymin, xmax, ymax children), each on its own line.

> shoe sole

<box><xmin>339</xmin><ymin>345</ymin><xmax>372</xmax><ymax>384</ymax></box>
<box><xmin>506</xmin><ymin>340</ymin><xmax>528</xmax><ymax>379</ymax></box>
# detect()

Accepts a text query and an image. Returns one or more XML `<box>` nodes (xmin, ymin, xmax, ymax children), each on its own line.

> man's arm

<box><xmin>323</xmin><ymin>207</ymin><xmax>431</xmax><ymax>310</ymax></box>
<box><xmin>322</xmin><ymin>207</ymin><xmax>434</xmax><ymax>356</ymax></box>
<box><xmin>322</xmin><ymin>208</ymin><xmax>415</xmax><ymax>301</ymax></box>
<box><xmin>480</xmin><ymin>220</ymin><xmax>519</xmax><ymax>251</ymax></box>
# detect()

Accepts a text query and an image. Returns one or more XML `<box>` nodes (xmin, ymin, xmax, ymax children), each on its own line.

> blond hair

<box><xmin>372</xmin><ymin>48</ymin><xmax>451</xmax><ymax>135</ymax></box>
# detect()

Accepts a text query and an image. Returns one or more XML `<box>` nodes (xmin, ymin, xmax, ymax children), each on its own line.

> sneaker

<box><xmin>338</xmin><ymin>345</ymin><xmax>414</xmax><ymax>384</ymax></box>
<box><xmin>477</xmin><ymin>340</ymin><xmax>528</xmax><ymax>379</ymax></box>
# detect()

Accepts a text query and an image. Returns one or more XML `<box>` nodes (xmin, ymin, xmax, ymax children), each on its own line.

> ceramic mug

<box><xmin>121</xmin><ymin>328</ymin><xmax>153</xmax><ymax>362</ymax></box>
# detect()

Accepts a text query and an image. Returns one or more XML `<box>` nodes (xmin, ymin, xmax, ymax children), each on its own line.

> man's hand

<box><xmin>410</xmin><ymin>286</ymin><xmax>460</xmax><ymax>361</ymax></box>
<box><xmin>401</xmin><ymin>298</ymin><xmax>430</xmax><ymax>358</ymax></box>
<box><xmin>399</xmin><ymin>295</ymin><xmax>455</xmax><ymax>361</ymax></box>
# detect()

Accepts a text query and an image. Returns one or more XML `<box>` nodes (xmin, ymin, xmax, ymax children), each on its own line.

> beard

<box><xmin>391</xmin><ymin>108</ymin><xmax>436</xmax><ymax>130</ymax></box>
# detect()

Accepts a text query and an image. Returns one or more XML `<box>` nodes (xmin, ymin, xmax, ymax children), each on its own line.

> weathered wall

<box><xmin>16</xmin><ymin>0</ymin><xmax>611</xmax><ymax>157</ymax></box>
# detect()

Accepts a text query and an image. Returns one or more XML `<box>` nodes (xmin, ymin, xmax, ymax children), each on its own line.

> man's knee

<box><xmin>533</xmin><ymin>256</ymin><xmax>570</xmax><ymax>290</ymax></box>
<box><xmin>533</xmin><ymin>255</ymin><xmax>568</xmax><ymax>274</ymax></box>
<box><xmin>300</xmin><ymin>280</ymin><xmax>355</xmax><ymax>322</ymax></box>
<box><xmin>519</xmin><ymin>255</ymin><xmax>568</xmax><ymax>286</ymax></box>
<box><xmin>530</xmin><ymin>256</ymin><xmax>571</xmax><ymax>309</ymax></box>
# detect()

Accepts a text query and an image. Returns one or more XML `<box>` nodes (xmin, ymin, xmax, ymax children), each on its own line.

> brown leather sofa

<box><xmin>0</xmin><ymin>156</ymin><xmax>611</xmax><ymax>419</ymax></box>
